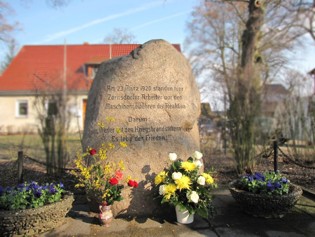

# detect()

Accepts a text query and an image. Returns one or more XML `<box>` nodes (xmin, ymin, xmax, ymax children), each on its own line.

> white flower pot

<box><xmin>175</xmin><ymin>205</ymin><xmax>194</xmax><ymax>224</ymax></box>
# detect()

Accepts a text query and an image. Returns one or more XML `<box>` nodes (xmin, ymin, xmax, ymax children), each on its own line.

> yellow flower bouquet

<box><xmin>72</xmin><ymin>118</ymin><xmax>138</xmax><ymax>206</ymax></box>
<box><xmin>154</xmin><ymin>151</ymin><xmax>217</xmax><ymax>218</ymax></box>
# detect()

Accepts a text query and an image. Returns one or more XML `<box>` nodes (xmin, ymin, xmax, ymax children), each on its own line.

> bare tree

<box><xmin>32</xmin><ymin>68</ymin><xmax>79</xmax><ymax>174</ymax></box>
<box><xmin>1</xmin><ymin>39</ymin><xmax>18</xmax><ymax>74</ymax></box>
<box><xmin>0</xmin><ymin>1</ymin><xmax>16</xmax><ymax>43</ymax></box>
<box><xmin>186</xmin><ymin>0</ymin><xmax>306</xmax><ymax>173</ymax></box>
<box><xmin>294</xmin><ymin>0</ymin><xmax>315</xmax><ymax>40</ymax></box>
<box><xmin>274</xmin><ymin>69</ymin><xmax>315</xmax><ymax>161</ymax></box>
<box><xmin>104</xmin><ymin>28</ymin><xmax>137</xmax><ymax>44</ymax></box>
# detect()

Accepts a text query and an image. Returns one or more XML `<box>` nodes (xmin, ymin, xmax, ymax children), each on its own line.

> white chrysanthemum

<box><xmin>187</xmin><ymin>191</ymin><xmax>199</xmax><ymax>203</ymax></box>
<box><xmin>172</xmin><ymin>172</ymin><xmax>183</xmax><ymax>180</ymax></box>
<box><xmin>159</xmin><ymin>185</ymin><xmax>166</xmax><ymax>195</ymax></box>
<box><xmin>169</xmin><ymin>152</ymin><xmax>178</xmax><ymax>162</ymax></box>
<box><xmin>197</xmin><ymin>176</ymin><xmax>206</xmax><ymax>186</ymax></box>
<box><xmin>191</xmin><ymin>151</ymin><xmax>203</xmax><ymax>160</ymax></box>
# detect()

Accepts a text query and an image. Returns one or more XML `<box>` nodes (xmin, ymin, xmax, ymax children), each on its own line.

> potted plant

<box><xmin>154</xmin><ymin>151</ymin><xmax>217</xmax><ymax>224</ymax></box>
<box><xmin>72</xmin><ymin>120</ymin><xmax>138</xmax><ymax>226</ymax></box>
<box><xmin>0</xmin><ymin>181</ymin><xmax>74</xmax><ymax>236</ymax></box>
<box><xmin>229</xmin><ymin>171</ymin><xmax>303</xmax><ymax>218</ymax></box>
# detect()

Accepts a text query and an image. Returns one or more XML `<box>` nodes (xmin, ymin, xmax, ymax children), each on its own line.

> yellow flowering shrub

<box><xmin>154</xmin><ymin>151</ymin><xmax>217</xmax><ymax>218</ymax></box>
<box><xmin>72</xmin><ymin>117</ymin><xmax>138</xmax><ymax>205</ymax></box>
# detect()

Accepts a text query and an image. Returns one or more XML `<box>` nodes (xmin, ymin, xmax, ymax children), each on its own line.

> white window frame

<box><xmin>91</xmin><ymin>66</ymin><xmax>98</xmax><ymax>79</ymax></box>
<box><xmin>16</xmin><ymin>100</ymin><xmax>28</xmax><ymax>118</ymax></box>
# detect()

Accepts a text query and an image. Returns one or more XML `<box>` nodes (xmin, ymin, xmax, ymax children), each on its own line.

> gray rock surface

<box><xmin>82</xmin><ymin>39</ymin><xmax>201</xmax><ymax>216</ymax></box>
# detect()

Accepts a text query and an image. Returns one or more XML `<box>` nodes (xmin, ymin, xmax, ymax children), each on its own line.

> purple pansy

<box><xmin>266</xmin><ymin>181</ymin><xmax>274</xmax><ymax>191</ymax></box>
<box><xmin>254</xmin><ymin>172</ymin><xmax>265</xmax><ymax>181</ymax></box>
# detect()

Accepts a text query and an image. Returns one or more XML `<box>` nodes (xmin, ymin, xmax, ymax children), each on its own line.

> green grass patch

<box><xmin>0</xmin><ymin>134</ymin><xmax>82</xmax><ymax>161</ymax></box>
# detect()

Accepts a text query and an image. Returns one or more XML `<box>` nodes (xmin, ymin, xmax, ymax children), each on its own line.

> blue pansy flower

<box><xmin>17</xmin><ymin>183</ymin><xmax>25</xmax><ymax>189</ymax></box>
<box><xmin>266</xmin><ymin>181</ymin><xmax>274</xmax><ymax>191</ymax></box>
<box><xmin>59</xmin><ymin>182</ymin><xmax>64</xmax><ymax>189</ymax></box>
<box><xmin>244</xmin><ymin>174</ymin><xmax>253</xmax><ymax>182</ymax></box>
<box><xmin>25</xmin><ymin>185</ymin><xmax>31</xmax><ymax>191</ymax></box>
<box><xmin>42</xmin><ymin>185</ymin><xmax>49</xmax><ymax>190</ymax></box>
<box><xmin>0</xmin><ymin>186</ymin><xmax>3</xmax><ymax>195</ymax></box>
<box><xmin>274</xmin><ymin>182</ymin><xmax>282</xmax><ymax>189</ymax></box>
<box><xmin>254</xmin><ymin>172</ymin><xmax>265</xmax><ymax>181</ymax></box>
<box><xmin>5</xmin><ymin>187</ymin><xmax>12</xmax><ymax>193</ymax></box>
<box><xmin>49</xmin><ymin>184</ymin><xmax>56</xmax><ymax>194</ymax></box>
<box><xmin>17</xmin><ymin>183</ymin><xmax>26</xmax><ymax>191</ymax></box>
<box><xmin>31</xmin><ymin>181</ymin><xmax>40</xmax><ymax>189</ymax></box>
<box><xmin>34</xmin><ymin>189</ymin><xmax>42</xmax><ymax>198</ymax></box>
<box><xmin>281</xmin><ymin>177</ymin><xmax>288</xmax><ymax>184</ymax></box>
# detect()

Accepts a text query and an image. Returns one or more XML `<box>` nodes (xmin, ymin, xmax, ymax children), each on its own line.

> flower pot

<box><xmin>0</xmin><ymin>191</ymin><xmax>74</xmax><ymax>236</ymax></box>
<box><xmin>175</xmin><ymin>205</ymin><xmax>194</xmax><ymax>224</ymax></box>
<box><xmin>99</xmin><ymin>204</ymin><xmax>113</xmax><ymax>227</ymax></box>
<box><xmin>229</xmin><ymin>180</ymin><xmax>303</xmax><ymax>218</ymax></box>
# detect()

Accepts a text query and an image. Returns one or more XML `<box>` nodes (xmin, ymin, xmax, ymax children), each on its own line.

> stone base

<box><xmin>229</xmin><ymin>181</ymin><xmax>303</xmax><ymax>218</ymax></box>
<box><xmin>0</xmin><ymin>191</ymin><xmax>74</xmax><ymax>236</ymax></box>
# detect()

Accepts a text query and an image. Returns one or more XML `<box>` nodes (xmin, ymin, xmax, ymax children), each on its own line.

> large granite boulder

<box><xmin>82</xmin><ymin>39</ymin><xmax>200</xmax><ymax>216</ymax></box>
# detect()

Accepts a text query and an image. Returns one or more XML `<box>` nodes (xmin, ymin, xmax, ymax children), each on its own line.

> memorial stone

<box><xmin>82</xmin><ymin>39</ymin><xmax>201</xmax><ymax>216</ymax></box>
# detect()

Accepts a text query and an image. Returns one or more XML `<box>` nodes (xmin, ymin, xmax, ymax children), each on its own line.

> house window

<box><xmin>44</xmin><ymin>100</ymin><xmax>58</xmax><ymax>116</ymax></box>
<box><xmin>85</xmin><ymin>64</ymin><xmax>100</xmax><ymax>79</ymax></box>
<box><xmin>47</xmin><ymin>101</ymin><xmax>58</xmax><ymax>116</ymax></box>
<box><xmin>16</xmin><ymin>100</ymin><xmax>28</xmax><ymax>117</ymax></box>
<box><xmin>90</xmin><ymin>66</ymin><xmax>98</xmax><ymax>79</ymax></box>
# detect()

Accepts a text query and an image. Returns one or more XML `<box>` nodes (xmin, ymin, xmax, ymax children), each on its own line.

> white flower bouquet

<box><xmin>154</xmin><ymin>151</ymin><xmax>217</xmax><ymax>218</ymax></box>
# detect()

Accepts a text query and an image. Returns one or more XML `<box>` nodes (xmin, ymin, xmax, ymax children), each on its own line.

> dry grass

<box><xmin>0</xmin><ymin>133</ymin><xmax>314</xmax><ymax>193</ymax></box>
<box><xmin>0</xmin><ymin>133</ymin><xmax>82</xmax><ymax>161</ymax></box>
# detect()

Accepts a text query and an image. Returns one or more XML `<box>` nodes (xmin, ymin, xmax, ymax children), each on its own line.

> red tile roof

<box><xmin>0</xmin><ymin>43</ymin><xmax>181</xmax><ymax>94</ymax></box>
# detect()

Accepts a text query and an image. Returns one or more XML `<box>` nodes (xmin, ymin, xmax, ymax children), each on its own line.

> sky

<box><xmin>2</xmin><ymin>0</ymin><xmax>315</xmax><ymax>110</ymax></box>
<box><xmin>3</xmin><ymin>0</ymin><xmax>314</xmax><ymax>72</ymax></box>
<box><xmin>2</xmin><ymin>0</ymin><xmax>197</xmax><ymax>58</ymax></box>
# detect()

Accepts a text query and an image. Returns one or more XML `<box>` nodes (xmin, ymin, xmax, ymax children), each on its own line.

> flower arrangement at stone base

<box><xmin>229</xmin><ymin>171</ymin><xmax>303</xmax><ymax>218</ymax></box>
<box><xmin>154</xmin><ymin>151</ymin><xmax>217</xmax><ymax>224</ymax></box>
<box><xmin>72</xmin><ymin>118</ymin><xmax>138</xmax><ymax>226</ymax></box>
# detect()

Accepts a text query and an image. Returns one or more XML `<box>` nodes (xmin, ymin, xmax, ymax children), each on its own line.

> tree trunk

<box><xmin>228</xmin><ymin>0</ymin><xmax>265</xmax><ymax>173</ymax></box>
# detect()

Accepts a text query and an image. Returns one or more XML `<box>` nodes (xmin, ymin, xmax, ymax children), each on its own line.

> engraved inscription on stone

<box><xmin>82</xmin><ymin>39</ymin><xmax>201</xmax><ymax>216</ymax></box>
